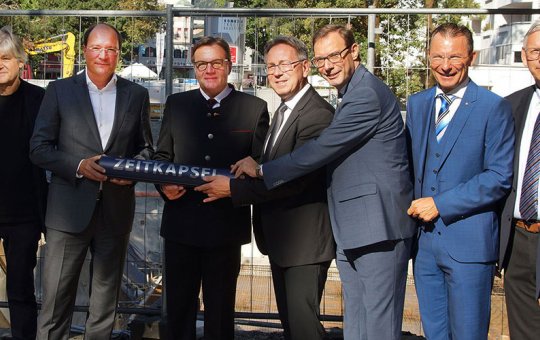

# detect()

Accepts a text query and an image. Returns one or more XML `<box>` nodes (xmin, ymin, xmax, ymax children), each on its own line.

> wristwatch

<box><xmin>255</xmin><ymin>164</ymin><xmax>263</xmax><ymax>179</ymax></box>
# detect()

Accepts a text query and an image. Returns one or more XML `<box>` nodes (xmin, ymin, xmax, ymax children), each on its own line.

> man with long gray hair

<box><xmin>0</xmin><ymin>26</ymin><xmax>47</xmax><ymax>340</ymax></box>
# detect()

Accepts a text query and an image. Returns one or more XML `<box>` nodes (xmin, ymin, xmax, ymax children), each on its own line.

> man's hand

<box><xmin>109</xmin><ymin>178</ymin><xmax>133</xmax><ymax>186</ymax></box>
<box><xmin>161</xmin><ymin>184</ymin><xmax>186</xmax><ymax>200</ymax></box>
<box><xmin>407</xmin><ymin>197</ymin><xmax>439</xmax><ymax>222</ymax></box>
<box><xmin>231</xmin><ymin>156</ymin><xmax>258</xmax><ymax>178</ymax></box>
<box><xmin>78</xmin><ymin>155</ymin><xmax>107</xmax><ymax>182</ymax></box>
<box><xmin>194</xmin><ymin>175</ymin><xmax>231</xmax><ymax>203</ymax></box>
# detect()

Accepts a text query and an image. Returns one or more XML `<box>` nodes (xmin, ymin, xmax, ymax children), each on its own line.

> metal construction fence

<box><xmin>0</xmin><ymin>6</ymin><xmax>535</xmax><ymax>338</ymax></box>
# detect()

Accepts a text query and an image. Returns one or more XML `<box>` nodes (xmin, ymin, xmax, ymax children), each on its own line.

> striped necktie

<box><xmin>435</xmin><ymin>93</ymin><xmax>454</xmax><ymax>142</ymax></box>
<box><xmin>520</xmin><ymin>112</ymin><xmax>540</xmax><ymax>221</ymax></box>
<box><xmin>263</xmin><ymin>102</ymin><xmax>287</xmax><ymax>161</ymax></box>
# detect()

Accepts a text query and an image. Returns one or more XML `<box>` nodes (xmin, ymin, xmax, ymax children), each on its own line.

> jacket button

<box><xmin>431</xmin><ymin>187</ymin><xmax>435</xmax><ymax>191</ymax></box>
<box><xmin>208</xmin><ymin>133</ymin><xmax>214</xmax><ymax>140</ymax></box>
<box><xmin>435</xmin><ymin>153</ymin><xmax>440</xmax><ymax>157</ymax></box>
<box><xmin>205</xmin><ymin>155</ymin><xmax>211</xmax><ymax>161</ymax></box>
<box><xmin>433</xmin><ymin>169</ymin><xmax>438</xmax><ymax>174</ymax></box>
<box><xmin>207</xmin><ymin>112</ymin><xmax>212</xmax><ymax>118</ymax></box>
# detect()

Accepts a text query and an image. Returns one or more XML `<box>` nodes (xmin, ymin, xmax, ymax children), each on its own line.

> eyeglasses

<box><xmin>429</xmin><ymin>55</ymin><xmax>467</xmax><ymax>65</ymax></box>
<box><xmin>86</xmin><ymin>46</ymin><xmax>120</xmax><ymax>56</ymax></box>
<box><xmin>193</xmin><ymin>59</ymin><xmax>229</xmax><ymax>71</ymax></box>
<box><xmin>311</xmin><ymin>46</ymin><xmax>351</xmax><ymax>68</ymax></box>
<box><xmin>524</xmin><ymin>48</ymin><xmax>540</xmax><ymax>61</ymax></box>
<box><xmin>265</xmin><ymin>59</ymin><xmax>305</xmax><ymax>75</ymax></box>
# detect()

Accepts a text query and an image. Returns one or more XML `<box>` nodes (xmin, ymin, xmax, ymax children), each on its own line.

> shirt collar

<box><xmin>435</xmin><ymin>78</ymin><xmax>469</xmax><ymax>99</ymax></box>
<box><xmin>200</xmin><ymin>84</ymin><xmax>233</xmax><ymax>104</ymax></box>
<box><xmin>85</xmin><ymin>70</ymin><xmax>117</xmax><ymax>92</ymax></box>
<box><xmin>534</xmin><ymin>86</ymin><xmax>540</xmax><ymax>99</ymax></box>
<box><xmin>283</xmin><ymin>83</ymin><xmax>311</xmax><ymax>111</ymax></box>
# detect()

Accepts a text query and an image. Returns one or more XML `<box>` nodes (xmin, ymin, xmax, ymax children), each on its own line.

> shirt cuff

<box><xmin>76</xmin><ymin>159</ymin><xmax>84</xmax><ymax>178</ymax></box>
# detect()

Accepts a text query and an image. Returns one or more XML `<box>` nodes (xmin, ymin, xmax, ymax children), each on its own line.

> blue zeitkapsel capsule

<box><xmin>99</xmin><ymin>155</ymin><xmax>232</xmax><ymax>187</ymax></box>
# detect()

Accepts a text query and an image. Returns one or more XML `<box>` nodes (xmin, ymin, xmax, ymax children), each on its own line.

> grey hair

<box><xmin>0</xmin><ymin>26</ymin><xmax>27</xmax><ymax>63</ymax></box>
<box><xmin>263</xmin><ymin>36</ymin><xmax>308</xmax><ymax>62</ymax></box>
<box><xmin>524</xmin><ymin>19</ymin><xmax>540</xmax><ymax>48</ymax></box>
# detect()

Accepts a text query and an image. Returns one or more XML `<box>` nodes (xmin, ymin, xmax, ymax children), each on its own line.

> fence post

<box><xmin>367</xmin><ymin>4</ymin><xmax>376</xmax><ymax>73</ymax></box>
<box><xmin>165</xmin><ymin>4</ymin><xmax>173</xmax><ymax>97</ymax></box>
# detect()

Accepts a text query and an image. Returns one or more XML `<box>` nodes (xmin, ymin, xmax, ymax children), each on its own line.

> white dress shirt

<box><xmin>434</xmin><ymin>79</ymin><xmax>468</xmax><ymax>140</ymax></box>
<box><xmin>200</xmin><ymin>85</ymin><xmax>233</xmax><ymax>109</ymax></box>
<box><xmin>86</xmin><ymin>71</ymin><xmax>117</xmax><ymax>149</ymax></box>
<box><xmin>514</xmin><ymin>87</ymin><xmax>540</xmax><ymax>219</ymax></box>
<box><xmin>264</xmin><ymin>83</ymin><xmax>311</xmax><ymax>151</ymax></box>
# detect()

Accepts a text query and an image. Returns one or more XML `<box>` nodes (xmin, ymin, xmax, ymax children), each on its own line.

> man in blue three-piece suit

<box><xmin>231</xmin><ymin>25</ymin><xmax>416</xmax><ymax>340</ymax></box>
<box><xmin>406</xmin><ymin>23</ymin><xmax>514</xmax><ymax>339</ymax></box>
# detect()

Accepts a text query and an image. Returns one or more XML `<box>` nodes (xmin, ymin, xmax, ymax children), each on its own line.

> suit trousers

<box><xmin>504</xmin><ymin>226</ymin><xmax>540</xmax><ymax>339</ymax></box>
<box><xmin>164</xmin><ymin>240</ymin><xmax>241</xmax><ymax>340</ymax></box>
<box><xmin>270</xmin><ymin>260</ymin><xmax>331</xmax><ymax>340</ymax></box>
<box><xmin>0</xmin><ymin>223</ymin><xmax>40</xmax><ymax>340</ymax></box>
<box><xmin>36</xmin><ymin>201</ymin><xmax>130</xmax><ymax>340</ymax></box>
<box><xmin>336</xmin><ymin>238</ymin><xmax>411</xmax><ymax>340</ymax></box>
<box><xmin>414</xmin><ymin>228</ymin><xmax>495</xmax><ymax>340</ymax></box>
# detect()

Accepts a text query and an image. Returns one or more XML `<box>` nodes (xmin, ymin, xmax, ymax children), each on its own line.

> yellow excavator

<box><xmin>25</xmin><ymin>32</ymin><xmax>76</xmax><ymax>79</ymax></box>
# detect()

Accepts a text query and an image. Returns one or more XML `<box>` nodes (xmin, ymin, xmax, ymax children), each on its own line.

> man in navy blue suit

<box><xmin>406</xmin><ymin>23</ymin><xmax>514</xmax><ymax>339</ymax></box>
<box><xmin>232</xmin><ymin>24</ymin><xmax>415</xmax><ymax>340</ymax></box>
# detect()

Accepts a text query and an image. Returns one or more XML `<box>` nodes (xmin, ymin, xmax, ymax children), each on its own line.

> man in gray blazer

<box><xmin>232</xmin><ymin>25</ymin><xmax>415</xmax><ymax>340</ymax></box>
<box><xmin>30</xmin><ymin>23</ymin><xmax>153</xmax><ymax>339</ymax></box>
<box><xmin>196</xmin><ymin>36</ymin><xmax>335</xmax><ymax>340</ymax></box>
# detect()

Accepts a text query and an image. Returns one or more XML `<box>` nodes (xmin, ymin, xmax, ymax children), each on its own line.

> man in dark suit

<box><xmin>30</xmin><ymin>23</ymin><xmax>153</xmax><ymax>339</ymax></box>
<box><xmin>500</xmin><ymin>20</ymin><xmax>540</xmax><ymax>339</ymax></box>
<box><xmin>0</xmin><ymin>26</ymin><xmax>47</xmax><ymax>340</ymax></box>
<box><xmin>232</xmin><ymin>25</ymin><xmax>415</xmax><ymax>340</ymax></box>
<box><xmin>407</xmin><ymin>23</ymin><xmax>514</xmax><ymax>339</ymax></box>
<box><xmin>153</xmin><ymin>36</ymin><xmax>268</xmax><ymax>340</ymax></box>
<box><xmin>195</xmin><ymin>36</ymin><xmax>335</xmax><ymax>340</ymax></box>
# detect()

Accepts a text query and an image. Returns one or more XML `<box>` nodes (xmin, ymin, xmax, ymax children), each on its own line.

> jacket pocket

<box><xmin>336</xmin><ymin>183</ymin><xmax>377</xmax><ymax>202</ymax></box>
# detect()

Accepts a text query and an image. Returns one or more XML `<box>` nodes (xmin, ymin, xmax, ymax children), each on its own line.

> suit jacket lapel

<box><xmin>514</xmin><ymin>86</ymin><xmax>535</xmax><ymax>156</ymax></box>
<box><xmin>269</xmin><ymin>87</ymin><xmax>315</xmax><ymax>159</ymax></box>
<box><xmin>416</xmin><ymin>88</ymin><xmax>436</xmax><ymax>182</ymax></box>
<box><xmin>75</xmin><ymin>73</ymin><xmax>103</xmax><ymax>152</ymax></box>
<box><xmin>511</xmin><ymin>86</ymin><xmax>535</xmax><ymax>186</ymax></box>
<box><xmin>105</xmin><ymin>77</ymin><xmax>129</xmax><ymax>152</ymax></box>
<box><xmin>438</xmin><ymin>81</ymin><xmax>477</xmax><ymax>168</ymax></box>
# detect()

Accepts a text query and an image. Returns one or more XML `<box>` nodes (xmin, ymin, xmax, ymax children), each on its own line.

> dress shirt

<box><xmin>264</xmin><ymin>83</ymin><xmax>311</xmax><ymax>151</ymax></box>
<box><xmin>514</xmin><ymin>87</ymin><xmax>540</xmax><ymax>219</ymax></box>
<box><xmin>86</xmin><ymin>71</ymin><xmax>117</xmax><ymax>149</ymax></box>
<box><xmin>200</xmin><ymin>85</ymin><xmax>233</xmax><ymax>109</ymax></box>
<box><xmin>76</xmin><ymin>71</ymin><xmax>117</xmax><ymax>179</ymax></box>
<box><xmin>434</xmin><ymin>79</ymin><xmax>468</xmax><ymax>140</ymax></box>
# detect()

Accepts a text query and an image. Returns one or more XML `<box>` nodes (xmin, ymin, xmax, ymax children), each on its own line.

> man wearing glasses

<box><xmin>195</xmin><ymin>36</ymin><xmax>335</xmax><ymax>340</ymax></box>
<box><xmin>153</xmin><ymin>36</ymin><xmax>268</xmax><ymax>339</ymax></box>
<box><xmin>406</xmin><ymin>23</ymin><xmax>513</xmax><ymax>339</ymax></box>
<box><xmin>30</xmin><ymin>23</ymin><xmax>154</xmax><ymax>339</ymax></box>
<box><xmin>232</xmin><ymin>24</ymin><xmax>415</xmax><ymax>340</ymax></box>
<box><xmin>500</xmin><ymin>19</ymin><xmax>540</xmax><ymax>339</ymax></box>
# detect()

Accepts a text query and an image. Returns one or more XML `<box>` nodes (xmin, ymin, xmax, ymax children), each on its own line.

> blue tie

<box><xmin>435</xmin><ymin>93</ymin><xmax>454</xmax><ymax>143</ymax></box>
<box><xmin>520</xmin><ymin>112</ymin><xmax>540</xmax><ymax>220</ymax></box>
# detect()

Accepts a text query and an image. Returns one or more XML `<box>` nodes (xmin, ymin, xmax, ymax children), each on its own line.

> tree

<box><xmin>0</xmin><ymin>0</ymin><xmax>163</xmax><ymax>63</ymax></box>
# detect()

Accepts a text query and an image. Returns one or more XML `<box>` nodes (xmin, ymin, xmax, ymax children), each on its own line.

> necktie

<box><xmin>263</xmin><ymin>102</ymin><xmax>287</xmax><ymax>161</ymax></box>
<box><xmin>520</xmin><ymin>113</ymin><xmax>540</xmax><ymax>220</ymax></box>
<box><xmin>207</xmin><ymin>98</ymin><xmax>217</xmax><ymax>109</ymax></box>
<box><xmin>435</xmin><ymin>93</ymin><xmax>454</xmax><ymax>142</ymax></box>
